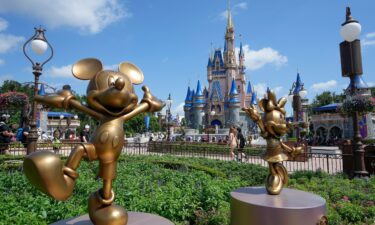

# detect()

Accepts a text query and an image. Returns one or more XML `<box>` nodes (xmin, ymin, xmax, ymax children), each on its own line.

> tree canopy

<box><xmin>310</xmin><ymin>91</ymin><xmax>345</xmax><ymax>108</ymax></box>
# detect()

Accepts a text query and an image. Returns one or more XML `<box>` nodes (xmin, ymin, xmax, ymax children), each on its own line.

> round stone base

<box><xmin>231</xmin><ymin>187</ymin><xmax>327</xmax><ymax>225</ymax></box>
<box><xmin>50</xmin><ymin>212</ymin><xmax>174</xmax><ymax>225</ymax></box>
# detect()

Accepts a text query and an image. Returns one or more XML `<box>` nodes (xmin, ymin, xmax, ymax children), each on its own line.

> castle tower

<box><xmin>192</xmin><ymin>80</ymin><xmax>205</xmax><ymax>129</ymax></box>
<box><xmin>184</xmin><ymin>86</ymin><xmax>192</xmax><ymax>127</ymax></box>
<box><xmin>227</xmin><ymin>78</ymin><xmax>240</xmax><ymax>127</ymax></box>
<box><xmin>245</xmin><ymin>81</ymin><xmax>253</xmax><ymax>108</ymax></box>
<box><xmin>250</xmin><ymin>91</ymin><xmax>257</xmax><ymax>106</ymax></box>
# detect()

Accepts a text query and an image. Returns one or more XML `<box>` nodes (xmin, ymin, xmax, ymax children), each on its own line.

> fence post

<box><xmin>326</xmin><ymin>154</ymin><xmax>330</xmax><ymax>174</ymax></box>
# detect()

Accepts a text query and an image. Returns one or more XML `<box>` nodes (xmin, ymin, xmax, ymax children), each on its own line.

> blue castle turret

<box><xmin>226</xmin><ymin>78</ymin><xmax>240</xmax><ymax>127</ymax></box>
<box><xmin>250</xmin><ymin>92</ymin><xmax>257</xmax><ymax>106</ymax></box>
<box><xmin>38</xmin><ymin>84</ymin><xmax>46</xmax><ymax>95</ymax></box>
<box><xmin>192</xmin><ymin>80</ymin><xmax>206</xmax><ymax>129</ymax></box>
<box><xmin>293</xmin><ymin>73</ymin><xmax>303</xmax><ymax>95</ymax></box>
<box><xmin>184</xmin><ymin>86</ymin><xmax>192</xmax><ymax>127</ymax></box>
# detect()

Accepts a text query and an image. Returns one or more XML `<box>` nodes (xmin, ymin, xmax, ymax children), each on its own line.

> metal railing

<box><xmin>0</xmin><ymin>141</ymin><xmax>356</xmax><ymax>175</ymax></box>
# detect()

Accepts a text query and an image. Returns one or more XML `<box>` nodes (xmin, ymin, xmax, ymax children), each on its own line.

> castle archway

<box><xmin>211</xmin><ymin>119</ymin><xmax>222</xmax><ymax>127</ymax></box>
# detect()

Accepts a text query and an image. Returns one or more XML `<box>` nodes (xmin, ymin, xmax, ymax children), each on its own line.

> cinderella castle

<box><xmin>184</xmin><ymin>2</ymin><xmax>257</xmax><ymax>132</ymax></box>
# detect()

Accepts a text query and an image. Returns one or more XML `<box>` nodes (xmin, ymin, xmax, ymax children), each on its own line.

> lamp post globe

<box><xmin>340</xmin><ymin>7</ymin><xmax>361</xmax><ymax>42</ymax></box>
<box><xmin>288</xmin><ymin>93</ymin><xmax>294</xmax><ymax>102</ymax></box>
<box><xmin>31</xmin><ymin>39</ymin><xmax>48</xmax><ymax>55</ymax></box>
<box><xmin>23</xmin><ymin>26</ymin><xmax>53</xmax><ymax>154</ymax></box>
<box><xmin>299</xmin><ymin>88</ymin><xmax>307</xmax><ymax>99</ymax></box>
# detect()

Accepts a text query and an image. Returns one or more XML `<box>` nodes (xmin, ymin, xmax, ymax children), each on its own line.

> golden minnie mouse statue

<box><xmin>244</xmin><ymin>89</ymin><xmax>304</xmax><ymax>195</ymax></box>
<box><xmin>23</xmin><ymin>58</ymin><xmax>164</xmax><ymax>225</ymax></box>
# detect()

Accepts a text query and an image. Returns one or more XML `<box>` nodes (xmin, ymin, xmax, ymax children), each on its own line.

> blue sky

<box><xmin>0</xmin><ymin>0</ymin><xmax>374</xmax><ymax>116</ymax></box>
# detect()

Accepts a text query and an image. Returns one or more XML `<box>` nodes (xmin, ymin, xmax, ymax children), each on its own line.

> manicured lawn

<box><xmin>0</xmin><ymin>155</ymin><xmax>374</xmax><ymax>225</ymax></box>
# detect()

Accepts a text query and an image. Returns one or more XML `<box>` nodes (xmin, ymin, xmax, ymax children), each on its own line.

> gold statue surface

<box><xmin>23</xmin><ymin>58</ymin><xmax>164</xmax><ymax>225</ymax></box>
<box><xmin>244</xmin><ymin>90</ymin><xmax>303</xmax><ymax>195</ymax></box>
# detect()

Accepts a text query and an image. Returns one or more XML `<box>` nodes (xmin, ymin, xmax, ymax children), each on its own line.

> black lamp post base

<box><xmin>353</xmin><ymin>171</ymin><xmax>369</xmax><ymax>179</ymax></box>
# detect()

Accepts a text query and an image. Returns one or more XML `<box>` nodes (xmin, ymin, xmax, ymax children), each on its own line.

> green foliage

<box><xmin>363</xmin><ymin>139</ymin><xmax>375</xmax><ymax>145</ymax></box>
<box><xmin>289</xmin><ymin>171</ymin><xmax>375</xmax><ymax>225</ymax></box>
<box><xmin>0</xmin><ymin>156</ymin><xmax>374</xmax><ymax>225</ymax></box>
<box><xmin>311</xmin><ymin>91</ymin><xmax>345</xmax><ymax>108</ymax></box>
<box><xmin>309</xmin><ymin>91</ymin><xmax>346</xmax><ymax>114</ymax></box>
<box><xmin>123</xmin><ymin>113</ymin><xmax>160</xmax><ymax>136</ymax></box>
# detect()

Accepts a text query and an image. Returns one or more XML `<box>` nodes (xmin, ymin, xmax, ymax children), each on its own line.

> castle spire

<box><xmin>227</xmin><ymin>0</ymin><xmax>233</xmax><ymax>29</ymax></box>
<box><xmin>195</xmin><ymin>80</ymin><xmax>203</xmax><ymax>96</ymax></box>
<box><xmin>250</xmin><ymin>92</ymin><xmax>257</xmax><ymax>105</ymax></box>
<box><xmin>246</xmin><ymin>81</ymin><xmax>252</xmax><ymax>94</ymax></box>
<box><xmin>185</xmin><ymin>86</ymin><xmax>191</xmax><ymax>101</ymax></box>
<box><xmin>224</xmin><ymin>0</ymin><xmax>235</xmax><ymax>68</ymax></box>
<box><xmin>229</xmin><ymin>78</ymin><xmax>238</xmax><ymax>95</ymax></box>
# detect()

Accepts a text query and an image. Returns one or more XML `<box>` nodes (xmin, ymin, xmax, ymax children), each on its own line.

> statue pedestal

<box><xmin>50</xmin><ymin>212</ymin><xmax>174</xmax><ymax>225</ymax></box>
<box><xmin>231</xmin><ymin>187</ymin><xmax>326</xmax><ymax>225</ymax></box>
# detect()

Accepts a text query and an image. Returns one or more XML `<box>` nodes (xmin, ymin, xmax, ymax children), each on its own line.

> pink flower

<box><xmin>342</xmin><ymin>196</ymin><xmax>349</xmax><ymax>201</ymax></box>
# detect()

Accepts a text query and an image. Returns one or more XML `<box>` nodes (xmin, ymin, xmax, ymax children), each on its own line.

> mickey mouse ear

<box><xmin>72</xmin><ymin>58</ymin><xmax>103</xmax><ymax>80</ymax></box>
<box><xmin>118</xmin><ymin>62</ymin><xmax>144</xmax><ymax>84</ymax></box>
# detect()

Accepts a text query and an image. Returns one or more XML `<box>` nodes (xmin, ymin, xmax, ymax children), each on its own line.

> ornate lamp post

<box><xmin>23</xmin><ymin>26</ymin><xmax>53</xmax><ymax>154</ymax></box>
<box><xmin>339</xmin><ymin>7</ymin><xmax>368</xmax><ymax>177</ymax></box>
<box><xmin>166</xmin><ymin>93</ymin><xmax>173</xmax><ymax>141</ymax></box>
<box><xmin>288</xmin><ymin>74</ymin><xmax>307</xmax><ymax>142</ymax></box>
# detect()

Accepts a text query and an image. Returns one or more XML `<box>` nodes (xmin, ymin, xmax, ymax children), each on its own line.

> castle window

<box><xmin>217</xmin><ymin>105</ymin><xmax>221</xmax><ymax>112</ymax></box>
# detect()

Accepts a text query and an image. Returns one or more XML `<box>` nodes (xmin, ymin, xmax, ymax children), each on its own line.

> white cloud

<box><xmin>0</xmin><ymin>17</ymin><xmax>8</xmax><ymax>32</ymax></box>
<box><xmin>104</xmin><ymin>64</ymin><xmax>118</xmax><ymax>70</ymax></box>
<box><xmin>363</xmin><ymin>32</ymin><xmax>375</xmax><ymax>46</ymax></box>
<box><xmin>0</xmin><ymin>34</ymin><xmax>25</xmax><ymax>54</ymax></box>
<box><xmin>171</xmin><ymin>102</ymin><xmax>185</xmax><ymax>116</ymax></box>
<box><xmin>0</xmin><ymin>0</ymin><xmax>131</xmax><ymax>34</ymax></box>
<box><xmin>310</xmin><ymin>80</ymin><xmax>337</xmax><ymax>92</ymax></box>
<box><xmin>236</xmin><ymin>45</ymin><xmax>288</xmax><ymax>71</ymax></box>
<box><xmin>0</xmin><ymin>74</ymin><xmax>13</xmax><ymax>85</ymax></box>
<box><xmin>47</xmin><ymin>65</ymin><xmax>72</xmax><ymax>78</ymax></box>
<box><xmin>0</xmin><ymin>59</ymin><xmax>4</xmax><ymax>66</ymax></box>
<box><xmin>273</xmin><ymin>86</ymin><xmax>283</xmax><ymax>95</ymax></box>
<box><xmin>253</xmin><ymin>83</ymin><xmax>268</xmax><ymax>99</ymax></box>
<box><xmin>363</xmin><ymin>40</ymin><xmax>375</xmax><ymax>46</ymax></box>
<box><xmin>220</xmin><ymin>2</ymin><xmax>248</xmax><ymax>20</ymax></box>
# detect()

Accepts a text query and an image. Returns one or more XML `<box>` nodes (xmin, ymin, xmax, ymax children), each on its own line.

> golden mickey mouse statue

<box><xmin>23</xmin><ymin>58</ymin><xmax>164</xmax><ymax>225</ymax></box>
<box><xmin>244</xmin><ymin>89</ymin><xmax>304</xmax><ymax>195</ymax></box>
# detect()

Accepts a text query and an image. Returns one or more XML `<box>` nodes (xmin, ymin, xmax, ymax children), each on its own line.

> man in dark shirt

<box><xmin>80</xmin><ymin>124</ymin><xmax>90</xmax><ymax>143</ymax></box>
<box><xmin>0</xmin><ymin>114</ymin><xmax>13</xmax><ymax>153</ymax></box>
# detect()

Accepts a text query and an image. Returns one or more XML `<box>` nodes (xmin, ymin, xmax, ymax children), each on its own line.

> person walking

<box><xmin>228</xmin><ymin>127</ymin><xmax>238</xmax><ymax>160</ymax></box>
<box><xmin>237</xmin><ymin>128</ymin><xmax>246</xmax><ymax>162</ymax></box>
<box><xmin>0</xmin><ymin>114</ymin><xmax>13</xmax><ymax>154</ymax></box>
<box><xmin>52</xmin><ymin>129</ymin><xmax>61</xmax><ymax>154</ymax></box>
<box><xmin>80</xmin><ymin>124</ymin><xmax>90</xmax><ymax>143</ymax></box>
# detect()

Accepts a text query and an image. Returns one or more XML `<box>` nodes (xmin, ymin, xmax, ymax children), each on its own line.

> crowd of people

<box><xmin>0</xmin><ymin>113</ymin><xmax>91</xmax><ymax>154</ymax></box>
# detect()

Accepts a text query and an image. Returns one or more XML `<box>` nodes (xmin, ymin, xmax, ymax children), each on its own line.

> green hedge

<box><xmin>0</xmin><ymin>155</ymin><xmax>374</xmax><ymax>224</ymax></box>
